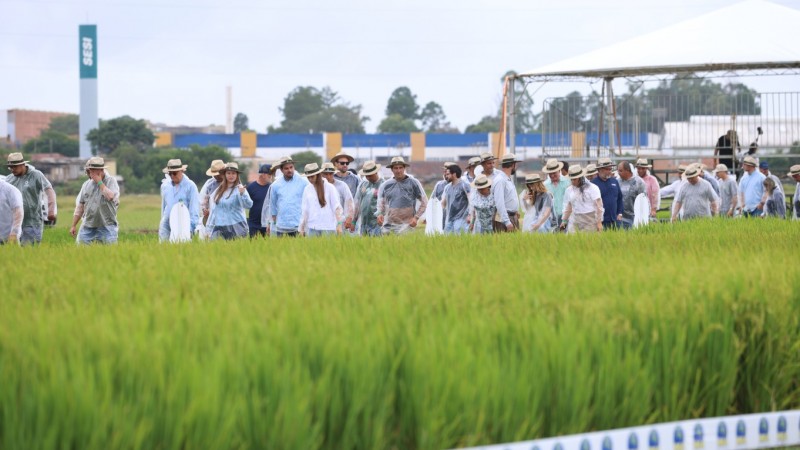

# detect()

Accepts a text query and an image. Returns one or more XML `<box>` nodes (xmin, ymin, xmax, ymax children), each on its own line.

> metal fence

<box><xmin>541</xmin><ymin>92</ymin><xmax>800</xmax><ymax>159</ymax></box>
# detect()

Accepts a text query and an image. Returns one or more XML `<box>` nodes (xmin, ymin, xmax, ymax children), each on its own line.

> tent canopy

<box><xmin>519</xmin><ymin>0</ymin><xmax>800</xmax><ymax>80</ymax></box>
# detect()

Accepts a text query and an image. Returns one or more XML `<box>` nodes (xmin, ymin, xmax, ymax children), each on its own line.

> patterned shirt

<box><xmin>354</xmin><ymin>178</ymin><xmax>384</xmax><ymax>231</ymax></box>
<box><xmin>5</xmin><ymin>164</ymin><xmax>52</xmax><ymax>228</ymax></box>
<box><xmin>76</xmin><ymin>172</ymin><xmax>120</xmax><ymax>228</ymax></box>
<box><xmin>333</xmin><ymin>171</ymin><xmax>360</xmax><ymax>198</ymax></box>
<box><xmin>472</xmin><ymin>192</ymin><xmax>496</xmax><ymax>233</ymax></box>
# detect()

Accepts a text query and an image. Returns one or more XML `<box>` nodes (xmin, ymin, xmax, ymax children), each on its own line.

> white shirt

<box><xmin>0</xmin><ymin>179</ymin><xmax>23</xmax><ymax>240</ymax></box>
<box><xmin>564</xmin><ymin>181</ymin><xmax>601</xmax><ymax>214</ymax></box>
<box><xmin>299</xmin><ymin>180</ymin><xmax>342</xmax><ymax>232</ymax></box>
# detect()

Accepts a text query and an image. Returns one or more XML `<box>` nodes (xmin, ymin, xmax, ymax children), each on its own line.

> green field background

<box><xmin>1</xmin><ymin>195</ymin><xmax>799</xmax><ymax>449</ymax></box>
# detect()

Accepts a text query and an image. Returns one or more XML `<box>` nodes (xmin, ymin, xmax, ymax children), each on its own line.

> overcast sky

<box><xmin>2</xmin><ymin>0</ymin><xmax>798</xmax><ymax>133</ymax></box>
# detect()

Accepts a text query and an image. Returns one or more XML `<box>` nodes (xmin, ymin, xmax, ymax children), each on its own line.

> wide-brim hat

<box><xmin>163</xmin><ymin>159</ymin><xmax>188</xmax><ymax>173</ymax></box>
<box><xmin>634</xmin><ymin>158</ymin><xmax>651</xmax><ymax>168</ymax></box>
<box><xmin>471</xmin><ymin>174</ymin><xmax>492</xmax><ymax>189</ymax></box>
<box><xmin>6</xmin><ymin>152</ymin><xmax>28</xmax><ymax>166</ymax></box>
<box><xmin>787</xmin><ymin>165</ymin><xmax>800</xmax><ymax>177</ymax></box>
<box><xmin>275</xmin><ymin>156</ymin><xmax>295</xmax><ymax>169</ymax></box>
<box><xmin>684</xmin><ymin>166</ymin><xmax>701</xmax><ymax>178</ymax></box>
<box><xmin>542</xmin><ymin>158</ymin><xmax>564</xmax><ymax>174</ymax></box>
<box><xmin>331</xmin><ymin>151</ymin><xmax>354</xmax><ymax>163</ymax></box>
<box><xmin>568</xmin><ymin>164</ymin><xmax>585</xmax><ymax>180</ymax></box>
<box><xmin>500</xmin><ymin>153</ymin><xmax>518</xmax><ymax>165</ymax></box>
<box><xmin>206</xmin><ymin>159</ymin><xmax>225</xmax><ymax>176</ymax></box>
<box><xmin>443</xmin><ymin>161</ymin><xmax>456</xmax><ymax>169</ymax></box>
<box><xmin>321</xmin><ymin>162</ymin><xmax>336</xmax><ymax>173</ymax></box>
<box><xmin>713</xmin><ymin>164</ymin><xmax>728</xmax><ymax>173</ymax></box>
<box><xmin>467</xmin><ymin>156</ymin><xmax>481</xmax><ymax>168</ymax></box>
<box><xmin>388</xmin><ymin>156</ymin><xmax>410</xmax><ymax>167</ymax></box>
<box><xmin>742</xmin><ymin>155</ymin><xmax>758</xmax><ymax>167</ymax></box>
<box><xmin>359</xmin><ymin>160</ymin><xmax>381</xmax><ymax>176</ymax></box>
<box><xmin>596</xmin><ymin>157</ymin><xmax>614</xmax><ymax>169</ymax></box>
<box><xmin>301</xmin><ymin>162</ymin><xmax>324</xmax><ymax>177</ymax></box>
<box><xmin>223</xmin><ymin>162</ymin><xmax>242</xmax><ymax>173</ymax></box>
<box><xmin>584</xmin><ymin>164</ymin><xmax>598</xmax><ymax>176</ymax></box>
<box><xmin>677</xmin><ymin>164</ymin><xmax>687</xmax><ymax>173</ymax></box>
<box><xmin>84</xmin><ymin>156</ymin><xmax>108</xmax><ymax>170</ymax></box>
<box><xmin>479</xmin><ymin>152</ymin><xmax>496</xmax><ymax>163</ymax></box>
<box><xmin>525</xmin><ymin>173</ymin><xmax>544</xmax><ymax>184</ymax></box>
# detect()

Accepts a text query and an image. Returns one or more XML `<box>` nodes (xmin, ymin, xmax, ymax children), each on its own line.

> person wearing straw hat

<box><xmin>758</xmin><ymin>161</ymin><xmax>783</xmax><ymax>207</ymax></box>
<box><xmin>0</xmin><ymin>176</ymin><xmax>23</xmax><ymax>245</ymax></box>
<box><xmin>268</xmin><ymin>156</ymin><xmax>310</xmax><ymax>237</ymax></box>
<box><xmin>5</xmin><ymin>152</ymin><xmax>57</xmax><ymax>245</ymax></box>
<box><xmin>560</xmin><ymin>165</ymin><xmax>603</xmax><ymax>233</ymax></box>
<box><xmin>331</xmin><ymin>151</ymin><xmax>359</xmax><ymax>198</ymax></box>
<box><xmin>737</xmin><ymin>155</ymin><xmax>765</xmax><ymax>218</ymax></box>
<box><xmin>376</xmin><ymin>156</ymin><xmax>427</xmax><ymax>235</ymax></box>
<box><xmin>246</xmin><ymin>163</ymin><xmax>272</xmax><ymax>238</ymax></box>
<box><xmin>199</xmin><ymin>159</ymin><xmax>226</xmax><ymax>226</ymax></box>
<box><xmin>479</xmin><ymin>152</ymin><xmax>504</xmax><ymax>183</ymax></box>
<box><xmin>427</xmin><ymin>161</ymin><xmax>457</xmax><ymax>233</ymax></box>
<box><xmin>660</xmin><ymin>164</ymin><xmax>688</xmax><ymax>219</ymax></box>
<box><xmin>70</xmin><ymin>157</ymin><xmax>120</xmax><ymax>244</ymax></box>
<box><xmin>635</xmin><ymin>158</ymin><xmax>660</xmax><ymax>218</ymax></box>
<box><xmin>584</xmin><ymin>164</ymin><xmax>598</xmax><ymax>182</ymax></box>
<box><xmin>206</xmin><ymin>162</ymin><xmax>252</xmax><ymax>240</ymax></box>
<box><xmin>464</xmin><ymin>156</ymin><xmax>481</xmax><ymax>184</ymax></box>
<box><xmin>671</xmin><ymin>165</ymin><xmax>718</xmax><ymax>222</ymax></box>
<box><xmin>353</xmin><ymin>160</ymin><xmax>384</xmax><ymax>236</ymax></box>
<box><xmin>441</xmin><ymin>163</ymin><xmax>471</xmax><ymax>234</ymax></box>
<box><xmin>298</xmin><ymin>163</ymin><xmax>342</xmax><ymax>237</ymax></box>
<box><xmin>592</xmin><ymin>157</ymin><xmax>623</xmax><ymax>229</ymax></box>
<box><xmin>468</xmin><ymin>174</ymin><xmax>495</xmax><ymax>234</ymax></box>
<box><xmin>762</xmin><ymin>177</ymin><xmax>786</xmax><ymax>219</ymax></box>
<box><xmin>788</xmin><ymin>165</ymin><xmax>800</xmax><ymax>220</ymax></box>
<box><xmin>520</xmin><ymin>173</ymin><xmax>555</xmax><ymax>233</ymax></box>
<box><xmin>617</xmin><ymin>161</ymin><xmax>646</xmax><ymax>229</ymax></box>
<box><xmin>698</xmin><ymin>163</ymin><xmax>720</xmax><ymax>197</ymax></box>
<box><xmin>542</xmin><ymin>158</ymin><xmax>570</xmax><ymax>228</ymax></box>
<box><xmin>159</xmin><ymin>158</ymin><xmax>200</xmax><ymax>242</ymax></box>
<box><xmin>321</xmin><ymin>162</ymin><xmax>355</xmax><ymax>233</ymax></box>
<box><xmin>492</xmin><ymin>153</ymin><xmax>520</xmax><ymax>232</ymax></box>
<box><xmin>713</xmin><ymin>164</ymin><xmax>738</xmax><ymax>217</ymax></box>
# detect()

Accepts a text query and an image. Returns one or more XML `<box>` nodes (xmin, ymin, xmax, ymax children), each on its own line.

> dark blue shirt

<box><xmin>591</xmin><ymin>176</ymin><xmax>623</xmax><ymax>223</ymax></box>
<box><xmin>246</xmin><ymin>181</ymin><xmax>271</xmax><ymax>228</ymax></box>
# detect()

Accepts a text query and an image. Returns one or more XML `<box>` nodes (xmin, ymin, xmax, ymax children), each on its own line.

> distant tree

<box><xmin>23</xmin><ymin>130</ymin><xmax>79</xmax><ymax>157</ymax></box>
<box><xmin>377</xmin><ymin>114</ymin><xmax>419</xmax><ymax>133</ymax></box>
<box><xmin>47</xmin><ymin>115</ymin><xmax>79</xmax><ymax>136</ymax></box>
<box><xmin>269</xmin><ymin>86</ymin><xmax>368</xmax><ymax>134</ymax></box>
<box><xmin>290</xmin><ymin>150</ymin><xmax>322</xmax><ymax>169</ymax></box>
<box><xmin>465</xmin><ymin>115</ymin><xmax>501</xmax><ymax>134</ymax></box>
<box><xmin>86</xmin><ymin>115</ymin><xmax>154</xmax><ymax>154</ymax></box>
<box><xmin>385</xmin><ymin>87</ymin><xmax>420</xmax><ymax>121</ymax></box>
<box><xmin>419</xmin><ymin>101</ymin><xmax>458</xmax><ymax>133</ymax></box>
<box><xmin>233</xmin><ymin>113</ymin><xmax>250</xmax><ymax>133</ymax></box>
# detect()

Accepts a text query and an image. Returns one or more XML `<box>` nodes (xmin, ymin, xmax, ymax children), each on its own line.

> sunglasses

<box><xmin>338</xmin><ymin>161</ymin><xmax>350</xmax><ymax>166</ymax></box>
<box><xmin>168</xmin><ymin>172</ymin><xmax>181</xmax><ymax>176</ymax></box>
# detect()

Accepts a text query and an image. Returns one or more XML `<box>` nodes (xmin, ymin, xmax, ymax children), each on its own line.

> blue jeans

<box><xmin>444</xmin><ymin>218</ymin><xmax>469</xmax><ymax>234</ymax></box>
<box><xmin>360</xmin><ymin>223</ymin><xmax>382</xmax><ymax>236</ymax></box>
<box><xmin>77</xmin><ymin>225</ymin><xmax>118</xmax><ymax>245</ymax></box>
<box><xmin>308</xmin><ymin>229</ymin><xmax>335</xmax><ymax>237</ymax></box>
<box><xmin>20</xmin><ymin>225</ymin><xmax>43</xmax><ymax>245</ymax></box>
<box><xmin>744</xmin><ymin>208</ymin><xmax>763</xmax><ymax>218</ymax></box>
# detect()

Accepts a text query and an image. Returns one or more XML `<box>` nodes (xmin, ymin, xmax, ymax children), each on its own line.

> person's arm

<box><xmin>411</xmin><ymin>180</ymin><xmax>428</xmax><ymax>228</ymax></box>
<box><xmin>299</xmin><ymin>189</ymin><xmax>309</xmax><ymax>235</ymax></box>
<box><xmin>560</xmin><ymin>199</ymin><xmax>573</xmax><ymax>230</ymax></box>
<box><xmin>532</xmin><ymin>206</ymin><xmax>551</xmax><ymax>231</ymax></box>
<box><xmin>616</xmin><ymin>184</ymin><xmax>624</xmax><ymax>221</ymax></box>
<box><xmin>493</xmin><ymin>183</ymin><xmax>511</xmax><ymax>226</ymax></box>
<box><xmin>671</xmin><ymin>201</ymin><xmax>682</xmax><ymax>222</ymax></box>
<box><xmin>594</xmin><ymin>198</ymin><xmax>604</xmax><ymax>231</ymax></box>
<box><xmin>238</xmin><ymin>184</ymin><xmax>254</xmax><ymax>209</ymax></box>
<box><xmin>351</xmin><ymin>183</ymin><xmax>363</xmax><ymax>224</ymax></box>
<box><xmin>343</xmin><ymin>188</ymin><xmax>355</xmax><ymax>231</ymax></box>
<box><xmin>9</xmin><ymin>205</ymin><xmax>23</xmax><ymax>243</ymax></box>
<box><xmin>376</xmin><ymin>183</ymin><xmax>386</xmax><ymax>225</ymax></box>
<box><xmin>70</xmin><ymin>203</ymin><xmax>85</xmax><ymax>237</ymax></box>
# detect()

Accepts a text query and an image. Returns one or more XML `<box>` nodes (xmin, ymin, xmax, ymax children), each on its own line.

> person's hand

<box><xmin>238</xmin><ymin>184</ymin><xmax>246</xmax><ymax>194</ymax></box>
<box><xmin>559</xmin><ymin>222</ymin><xmax>567</xmax><ymax>231</ymax></box>
<box><xmin>69</xmin><ymin>226</ymin><xmax>77</xmax><ymax>237</ymax></box>
<box><xmin>202</xmin><ymin>208</ymin><xmax>209</xmax><ymax>218</ymax></box>
<box><xmin>8</xmin><ymin>233</ymin><xmax>17</xmax><ymax>243</ymax></box>
<box><xmin>47</xmin><ymin>213</ymin><xmax>56</xmax><ymax>221</ymax></box>
<box><xmin>344</xmin><ymin>217</ymin><xmax>353</xmax><ymax>231</ymax></box>
<box><xmin>336</xmin><ymin>225</ymin><xmax>343</xmax><ymax>235</ymax></box>
<box><xmin>650</xmin><ymin>208</ymin><xmax>657</xmax><ymax>217</ymax></box>
<box><xmin>505</xmin><ymin>223</ymin><xmax>514</xmax><ymax>231</ymax></box>
<box><xmin>727</xmin><ymin>210</ymin><xmax>734</xmax><ymax>217</ymax></box>
<box><xmin>377</xmin><ymin>215</ymin><xmax>384</xmax><ymax>226</ymax></box>
<box><xmin>409</xmin><ymin>217</ymin><xmax>418</xmax><ymax>228</ymax></box>
<box><xmin>758</xmin><ymin>201</ymin><xmax>765</xmax><ymax>210</ymax></box>
<box><xmin>597</xmin><ymin>222</ymin><xmax>603</xmax><ymax>232</ymax></box>
<box><xmin>616</xmin><ymin>214</ymin><xmax>623</xmax><ymax>221</ymax></box>
<box><xmin>89</xmin><ymin>171</ymin><xmax>102</xmax><ymax>183</ymax></box>
<box><xmin>265</xmin><ymin>224</ymin><xmax>270</xmax><ymax>236</ymax></box>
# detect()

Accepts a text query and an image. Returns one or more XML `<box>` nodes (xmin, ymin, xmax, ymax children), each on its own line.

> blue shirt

<box><xmin>738</xmin><ymin>170</ymin><xmax>765</xmax><ymax>211</ymax></box>
<box><xmin>210</xmin><ymin>186</ymin><xmax>253</xmax><ymax>227</ymax></box>
<box><xmin>592</xmin><ymin>176</ymin><xmax>623</xmax><ymax>222</ymax></box>
<box><xmin>269</xmin><ymin>175</ymin><xmax>310</xmax><ymax>231</ymax></box>
<box><xmin>246</xmin><ymin>181</ymin><xmax>271</xmax><ymax>228</ymax></box>
<box><xmin>160</xmin><ymin>175</ymin><xmax>200</xmax><ymax>232</ymax></box>
<box><xmin>544</xmin><ymin>177</ymin><xmax>571</xmax><ymax>216</ymax></box>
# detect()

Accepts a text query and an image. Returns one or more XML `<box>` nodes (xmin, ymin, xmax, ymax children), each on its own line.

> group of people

<box><xmin>2</xmin><ymin>149</ymin><xmax>799</xmax><ymax>245</ymax></box>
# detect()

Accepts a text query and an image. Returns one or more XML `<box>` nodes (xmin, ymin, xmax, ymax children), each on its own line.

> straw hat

<box><xmin>321</xmin><ymin>162</ymin><xmax>336</xmax><ymax>173</ymax></box>
<box><xmin>584</xmin><ymin>164</ymin><xmax>598</xmax><ymax>177</ymax></box>
<box><xmin>634</xmin><ymin>158</ymin><xmax>651</xmax><ymax>168</ymax></box>
<box><xmin>388</xmin><ymin>156</ymin><xmax>410</xmax><ymax>167</ymax></box>
<box><xmin>713</xmin><ymin>163</ymin><xmax>729</xmax><ymax>173</ymax></box>
<box><xmin>479</xmin><ymin>152</ymin><xmax>496</xmax><ymax>163</ymax></box>
<box><xmin>442</xmin><ymin>161</ymin><xmax>456</xmax><ymax>169</ymax></box>
<box><xmin>787</xmin><ymin>165</ymin><xmax>800</xmax><ymax>177</ymax></box>
<box><xmin>742</xmin><ymin>155</ymin><xmax>758</xmax><ymax>167</ymax></box>
<box><xmin>467</xmin><ymin>156</ymin><xmax>481</xmax><ymax>168</ymax></box>
<box><xmin>597</xmin><ymin>157</ymin><xmax>614</xmax><ymax>169</ymax></box>
<box><xmin>275</xmin><ymin>156</ymin><xmax>294</xmax><ymax>168</ymax></box>
<box><xmin>84</xmin><ymin>156</ymin><xmax>108</xmax><ymax>170</ymax></box>
<box><xmin>500</xmin><ymin>153</ymin><xmax>518</xmax><ymax>164</ymax></box>
<box><xmin>677</xmin><ymin>164</ymin><xmax>687</xmax><ymax>173</ymax></box>
<box><xmin>330</xmin><ymin>151</ymin><xmax>354</xmax><ymax>163</ymax></box>
<box><xmin>6</xmin><ymin>153</ymin><xmax>28</xmax><ymax>166</ymax></box>
<box><xmin>359</xmin><ymin>160</ymin><xmax>381</xmax><ymax>176</ymax></box>
<box><xmin>568</xmin><ymin>164</ymin><xmax>585</xmax><ymax>180</ymax></box>
<box><xmin>542</xmin><ymin>158</ymin><xmax>564</xmax><ymax>174</ymax></box>
<box><xmin>684</xmin><ymin>165</ymin><xmax>701</xmax><ymax>178</ymax></box>
<box><xmin>301</xmin><ymin>163</ymin><xmax>324</xmax><ymax>177</ymax></box>
<box><xmin>525</xmin><ymin>173</ymin><xmax>544</xmax><ymax>184</ymax></box>
<box><xmin>223</xmin><ymin>162</ymin><xmax>242</xmax><ymax>173</ymax></box>
<box><xmin>205</xmin><ymin>160</ymin><xmax>225</xmax><ymax>176</ymax></box>
<box><xmin>471</xmin><ymin>174</ymin><xmax>492</xmax><ymax>189</ymax></box>
<box><xmin>162</xmin><ymin>159</ymin><xmax>188</xmax><ymax>173</ymax></box>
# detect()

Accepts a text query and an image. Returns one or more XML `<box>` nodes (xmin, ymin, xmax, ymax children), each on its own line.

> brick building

<box><xmin>2</xmin><ymin>109</ymin><xmax>73</xmax><ymax>147</ymax></box>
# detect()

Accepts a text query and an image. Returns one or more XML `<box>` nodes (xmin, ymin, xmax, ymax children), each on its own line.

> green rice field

<box><xmin>1</xmin><ymin>194</ymin><xmax>799</xmax><ymax>450</ymax></box>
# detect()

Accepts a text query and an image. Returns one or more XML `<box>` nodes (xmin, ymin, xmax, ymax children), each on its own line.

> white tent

<box><xmin>520</xmin><ymin>0</ymin><xmax>800</xmax><ymax>80</ymax></box>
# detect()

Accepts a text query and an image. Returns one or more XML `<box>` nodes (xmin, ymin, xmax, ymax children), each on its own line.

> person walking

<box><xmin>671</xmin><ymin>165</ymin><xmax>718</xmax><ymax>222</ymax></box>
<box><xmin>322</xmin><ymin>162</ymin><xmax>355</xmax><ymax>233</ymax></box>
<box><xmin>464</xmin><ymin>156</ymin><xmax>481</xmax><ymax>184</ymax></box>
<box><xmin>353</xmin><ymin>160</ymin><xmax>384</xmax><ymax>236</ymax></box>
<box><xmin>0</xmin><ymin>177</ymin><xmax>23</xmax><ymax>245</ymax></box>
<box><xmin>635</xmin><ymin>158</ymin><xmax>660</xmax><ymax>218</ymax></box>
<box><xmin>617</xmin><ymin>161</ymin><xmax>646</xmax><ymax>229</ymax></box>
<box><xmin>592</xmin><ymin>157</ymin><xmax>623</xmax><ymax>229</ymax></box>
<box><xmin>199</xmin><ymin>159</ymin><xmax>225</xmax><ymax>228</ymax></box>
<box><xmin>207</xmin><ymin>162</ymin><xmax>252</xmax><ymax>240</ymax></box>
<box><xmin>584</xmin><ymin>164</ymin><xmax>598</xmax><ymax>182</ymax></box>
<box><xmin>376</xmin><ymin>156</ymin><xmax>428</xmax><ymax>235</ymax></box>
<box><xmin>469</xmin><ymin>174</ymin><xmax>495</xmax><ymax>234</ymax></box>
<box><xmin>442</xmin><ymin>164</ymin><xmax>471</xmax><ymax>234</ymax></box>
<box><xmin>492</xmin><ymin>153</ymin><xmax>520</xmax><ymax>232</ymax></box>
<box><xmin>70</xmin><ymin>157</ymin><xmax>120</xmax><ymax>244</ymax></box>
<box><xmin>246</xmin><ymin>163</ymin><xmax>272</xmax><ymax>237</ymax></box>
<box><xmin>299</xmin><ymin>163</ymin><xmax>342</xmax><ymax>237</ymax></box>
<box><xmin>542</xmin><ymin>158</ymin><xmax>571</xmax><ymax>228</ymax></box>
<box><xmin>713</xmin><ymin>164</ymin><xmax>738</xmax><ymax>217</ymax></box>
<box><xmin>331</xmin><ymin>151</ymin><xmax>360</xmax><ymax>198</ymax></box>
<box><xmin>738</xmin><ymin>156</ymin><xmax>765</xmax><ymax>217</ymax></box>
<box><xmin>762</xmin><ymin>177</ymin><xmax>786</xmax><ymax>219</ymax></box>
<box><xmin>268</xmin><ymin>156</ymin><xmax>310</xmax><ymax>237</ymax></box>
<box><xmin>560</xmin><ymin>165</ymin><xmax>603</xmax><ymax>233</ymax></box>
<box><xmin>789</xmin><ymin>165</ymin><xmax>800</xmax><ymax>220</ymax></box>
<box><xmin>5</xmin><ymin>152</ymin><xmax>56</xmax><ymax>245</ymax></box>
<box><xmin>520</xmin><ymin>173</ymin><xmax>555</xmax><ymax>233</ymax></box>
<box><xmin>159</xmin><ymin>159</ymin><xmax>200</xmax><ymax>242</ymax></box>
